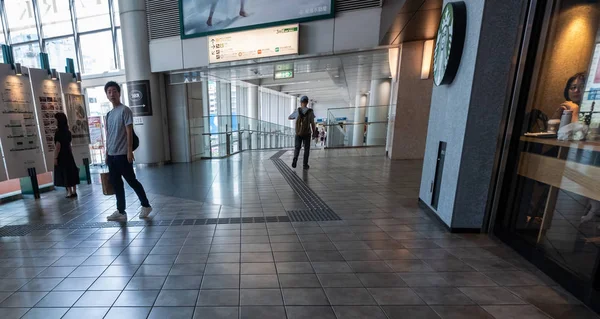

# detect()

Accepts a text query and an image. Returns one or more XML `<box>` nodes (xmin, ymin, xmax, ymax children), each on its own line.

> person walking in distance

<box><xmin>288</xmin><ymin>96</ymin><xmax>316</xmax><ymax>169</ymax></box>
<box><xmin>104</xmin><ymin>81</ymin><xmax>152</xmax><ymax>221</ymax></box>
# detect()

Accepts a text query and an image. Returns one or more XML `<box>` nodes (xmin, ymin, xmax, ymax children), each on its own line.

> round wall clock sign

<box><xmin>433</xmin><ymin>1</ymin><xmax>467</xmax><ymax>86</ymax></box>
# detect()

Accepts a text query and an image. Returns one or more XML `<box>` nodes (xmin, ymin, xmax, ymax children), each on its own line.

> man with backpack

<box><xmin>288</xmin><ymin>96</ymin><xmax>316</xmax><ymax>169</ymax></box>
<box><xmin>104</xmin><ymin>81</ymin><xmax>152</xmax><ymax>221</ymax></box>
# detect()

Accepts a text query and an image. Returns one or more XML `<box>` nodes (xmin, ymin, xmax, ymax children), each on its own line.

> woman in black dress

<box><xmin>53</xmin><ymin>112</ymin><xmax>80</xmax><ymax>198</ymax></box>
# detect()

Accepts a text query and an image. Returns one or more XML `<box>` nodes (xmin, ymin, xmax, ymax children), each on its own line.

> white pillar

<box><xmin>352</xmin><ymin>94</ymin><xmax>368</xmax><ymax>146</ymax></box>
<box><xmin>367</xmin><ymin>79</ymin><xmax>391</xmax><ymax>146</ymax></box>
<box><xmin>247</xmin><ymin>85</ymin><xmax>258</xmax><ymax>121</ymax></box>
<box><xmin>119</xmin><ymin>0</ymin><xmax>165</xmax><ymax>164</ymax></box>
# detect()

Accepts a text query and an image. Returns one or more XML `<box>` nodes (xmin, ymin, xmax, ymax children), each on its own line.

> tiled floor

<box><xmin>0</xmin><ymin>148</ymin><xmax>597</xmax><ymax>318</ymax></box>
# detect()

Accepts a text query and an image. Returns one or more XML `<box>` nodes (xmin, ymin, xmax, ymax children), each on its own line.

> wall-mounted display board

<box><xmin>59</xmin><ymin>72</ymin><xmax>90</xmax><ymax>166</ymax></box>
<box><xmin>0</xmin><ymin>64</ymin><xmax>46</xmax><ymax>179</ymax></box>
<box><xmin>208</xmin><ymin>24</ymin><xmax>299</xmax><ymax>64</ymax></box>
<box><xmin>180</xmin><ymin>0</ymin><xmax>333</xmax><ymax>38</ymax></box>
<box><xmin>29</xmin><ymin>68</ymin><xmax>65</xmax><ymax>172</ymax></box>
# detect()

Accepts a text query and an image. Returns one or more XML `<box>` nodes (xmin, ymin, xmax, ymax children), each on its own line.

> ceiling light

<box><xmin>421</xmin><ymin>40</ymin><xmax>435</xmax><ymax>80</ymax></box>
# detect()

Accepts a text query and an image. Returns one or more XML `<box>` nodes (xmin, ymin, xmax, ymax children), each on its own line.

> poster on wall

<box><xmin>581</xmin><ymin>43</ymin><xmax>600</xmax><ymax>116</ymax></box>
<box><xmin>88</xmin><ymin>116</ymin><xmax>103</xmax><ymax>148</ymax></box>
<box><xmin>126</xmin><ymin>80</ymin><xmax>153</xmax><ymax>116</ymax></box>
<box><xmin>59</xmin><ymin>72</ymin><xmax>90</xmax><ymax>166</ymax></box>
<box><xmin>29</xmin><ymin>68</ymin><xmax>66</xmax><ymax>172</ymax></box>
<box><xmin>64</xmin><ymin>94</ymin><xmax>90</xmax><ymax>146</ymax></box>
<box><xmin>0</xmin><ymin>64</ymin><xmax>46</xmax><ymax>179</ymax></box>
<box><xmin>180</xmin><ymin>0</ymin><xmax>333</xmax><ymax>38</ymax></box>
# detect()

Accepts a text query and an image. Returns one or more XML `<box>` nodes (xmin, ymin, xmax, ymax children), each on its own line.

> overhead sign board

<box><xmin>208</xmin><ymin>24</ymin><xmax>299</xmax><ymax>64</ymax></box>
<box><xmin>274</xmin><ymin>70</ymin><xmax>294</xmax><ymax>80</ymax></box>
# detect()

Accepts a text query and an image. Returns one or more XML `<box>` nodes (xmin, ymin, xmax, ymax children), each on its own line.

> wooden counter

<box><xmin>520</xmin><ymin>136</ymin><xmax>600</xmax><ymax>152</ymax></box>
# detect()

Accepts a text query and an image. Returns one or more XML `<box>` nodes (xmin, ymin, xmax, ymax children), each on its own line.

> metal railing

<box><xmin>191</xmin><ymin>115</ymin><xmax>295</xmax><ymax>159</ymax></box>
<box><xmin>324</xmin><ymin>105</ymin><xmax>391</xmax><ymax>148</ymax></box>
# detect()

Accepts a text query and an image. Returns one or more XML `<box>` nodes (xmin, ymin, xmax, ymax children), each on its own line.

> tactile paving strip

<box><xmin>270</xmin><ymin>151</ymin><xmax>341</xmax><ymax>221</ymax></box>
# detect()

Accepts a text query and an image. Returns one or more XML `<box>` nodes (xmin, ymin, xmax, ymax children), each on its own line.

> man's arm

<box><xmin>126</xmin><ymin>124</ymin><xmax>134</xmax><ymax>163</ymax></box>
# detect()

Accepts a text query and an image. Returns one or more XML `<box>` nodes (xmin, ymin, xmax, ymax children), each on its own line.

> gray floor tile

<box><xmin>155</xmin><ymin>289</ymin><xmax>199</xmax><ymax>306</ymax></box>
<box><xmin>18</xmin><ymin>278</ymin><xmax>62</xmax><ymax>291</ymax></box>
<box><xmin>385</xmin><ymin>260</ymin><xmax>435</xmax><ymax>272</ymax></box>
<box><xmin>143</xmin><ymin>254</ymin><xmax>177</xmax><ymax>265</ymax></box>
<box><xmin>0</xmin><ymin>291</ymin><xmax>47</xmax><ymax>307</ymax></box>
<box><xmin>324</xmin><ymin>288</ymin><xmax>376</xmax><ymax>305</ymax></box>
<box><xmin>6</xmin><ymin>267</ymin><xmax>47</xmax><ymax>279</ymax></box>
<box><xmin>102</xmin><ymin>265</ymin><xmax>140</xmax><ymax>277</ymax></box>
<box><xmin>339</xmin><ymin>250</ymin><xmax>381</xmax><ymax>261</ymax></box>
<box><xmin>533</xmin><ymin>304</ymin><xmax>599</xmax><ymax>319</ymax></box>
<box><xmin>382</xmin><ymin>305</ymin><xmax>441</xmax><ymax>319</ymax></box>
<box><xmin>193</xmin><ymin>306</ymin><xmax>239</xmax><ymax>319</ymax></box>
<box><xmin>424</xmin><ymin>259</ymin><xmax>476</xmax><ymax>272</ymax></box>
<box><xmin>373</xmin><ymin>249</ymin><xmax>416</xmax><ymax>260</ymax></box>
<box><xmin>508</xmin><ymin>286</ymin><xmax>579</xmax><ymax>306</ymax></box>
<box><xmin>357</xmin><ymin>273</ymin><xmax>407</xmax><ymax>288</ymax></box>
<box><xmin>201</xmin><ymin>275</ymin><xmax>240</xmax><ymax>289</ymax></box>
<box><xmin>459</xmin><ymin>287</ymin><xmax>525</xmax><ymax>305</ymax></box>
<box><xmin>332</xmin><ymin>306</ymin><xmax>388</xmax><ymax>319</ymax></box>
<box><xmin>0</xmin><ymin>292</ymin><xmax>11</xmax><ymax>303</ymax></box>
<box><xmin>414</xmin><ymin>288</ymin><xmax>475</xmax><ymax>306</ymax></box>
<box><xmin>431</xmin><ymin>305</ymin><xmax>494</xmax><ymax>318</ymax></box>
<box><xmin>36</xmin><ymin>266</ymin><xmax>75</xmax><ymax>278</ymax></box>
<box><xmin>89</xmin><ymin>276</ymin><xmax>131</xmax><ymax>290</ymax></box>
<box><xmin>282</xmin><ymin>288</ymin><xmax>329</xmax><ymax>305</ymax></box>
<box><xmin>68</xmin><ymin>266</ymin><xmax>107</xmax><ymax>278</ymax></box>
<box><xmin>114</xmin><ymin>290</ymin><xmax>160</xmax><ymax>306</ymax></box>
<box><xmin>0</xmin><ymin>279</ymin><xmax>30</xmax><ymax>292</ymax></box>
<box><xmin>148</xmin><ymin>306</ymin><xmax>194</xmax><ymax>319</ymax></box>
<box><xmin>399</xmin><ymin>273</ymin><xmax>451</xmax><ymax>287</ymax></box>
<box><xmin>483</xmin><ymin>271</ymin><xmax>546</xmax><ymax>286</ymax></box>
<box><xmin>53</xmin><ymin>277</ymin><xmax>96</xmax><ymax>291</ymax></box>
<box><xmin>125</xmin><ymin>276</ymin><xmax>166</xmax><ymax>290</ymax></box>
<box><xmin>35</xmin><ymin>291</ymin><xmax>84</xmax><ymax>307</ymax></box>
<box><xmin>241</xmin><ymin>263</ymin><xmax>277</xmax><ymax>275</ymax></box>
<box><xmin>241</xmin><ymin>275</ymin><xmax>279</xmax><ymax>288</ymax></box>
<box><xmin>312</xmin><ymin>262</ymin><xmax>352</xmax><ymax>274</ymax></box>
<box><xmin>21</xmin><ymin>307</ymin><xmax>68</xmax><ymax>319</ymax></box>
<box><xmin>207</xmin><ymin>253</ymin><xmax>240</xmax><ymax>263</ymax></box>
<box><xmin>0</xmin><ymin>308</ymin><xmax>30</xmax><ymax>319</ymax></box>
<box><xmin>279</xmin><ymin>274</ymin><xmax>321</xmax><ymax>288</ymax></box>
<box><xmin>318</xmin><ymin>274</ymin><xmax>363</xmax><ymax>288</ymax></box>
<box><xmin>368</xmin><ymin>288</ymin><xmax>425</xmax><ymax>305</ymax></box>
<box><xmin>175</xmin><ymin>254</ymin><xmax>208</xmax><ymax>264</ymax></box>
<box><xmin>440</xmin><ymin>272</ymin><xmax>497</xmax><ymax>287</ymax></box>
<box><xmin>241</xmin><ymin>289</ymin><xmax>283</xmax><ymax>305</ymax></box>
<box><xmin>276</xmin><ymin>262</ymin><xmax>314</xmax><ymax>274</ymax></box>
<box><xmin>307</xmin><ymin>251</ymin><xmax>345</xmax><ymax>262</ymax></box>
<box><xmin>74</xmin><ymin>290</ymin><xmax>120</xmax><ymax>307</ymax></box>
<box><xmin>273</xmin><ymin>252</ymin><xmax>309</xmax><ymax>262</ymax></box>
<box><xmin>482</xmin><ymin>305</ymin><xmax>551</xmax><ymax>319</ymax></box>
<box><xmin>135</xmin><ymin>265</ymin><xmax>173</xmax><ymax>277</ymax></box>
<box><xmin>241</xmin><ymin>253</ymin><xmax>274</xmax><ymax>263</ymax></box>
<box><xmin>163</xmin><ymin>276</ymin><xmax>203</xmax><ymax>290</ymax></box>
<box><xmin>239</xmin><ymin>306</ymin><xmax>286</xmax><ymax>319</ymax></box>
<box><xmin>204</xmin><ymin>263</ymin><xmax>239</xmax><ymax>275</ymax></box>
<box><xmin>197</xmin><ymin>289</ymin><xmax>240</xmax><ymax>306</ymax></box>
<box><xmin>286</xmin><ymin>306</ymin><xmax>337</xmax><ymax>319</ymax></box>
<box><xmin>347</xmin><ymin>261</ymin><xmax>393</xmax><ymax>273</ymax></box>
<box><xmin>104</xmin><ymin>307</ymin><xmax>151</xmax><ymax>319</ymax></box>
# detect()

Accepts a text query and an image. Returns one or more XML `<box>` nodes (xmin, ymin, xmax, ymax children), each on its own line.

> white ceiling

<box><xmin>173</xmin><ymin>49</ymin><xmax>392</xmax><ymax>108</ymax></box>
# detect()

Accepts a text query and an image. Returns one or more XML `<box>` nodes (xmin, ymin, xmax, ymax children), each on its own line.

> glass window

<box><xmin>79</xmin><ymin>31</ymin><xmax>116</xmax><ymax>74</ymax></box>
<box><xmin>13</xmin><ymin>42</ymin><xmax>40</xmax><ymax>68</ymax></box>
<box><xmin>116</xmin><ymin>28</ymin><xmax>124</xmax><ymax>69</ymax></box>
<box><xmin>75</xmin><ymin>0</ymin><xmax>110</xmax><ymax>32</ymax></box>
<box><xmin>86</xmin><ymin>85</ymin><xmax>112</xmax><ymax>117</ymax></box>
<box><xmin>5</xmin><ymin>0</ymin><xmax>39</xmax><ymax>43</ymax></box>
<box><xmin>113</xmin><ymin>0</ymin><xmax>120</xmax><ymax>27</ymax></box>
<box><xmin>38</xmin><ymin>0</ymin><xmax>73</xmax><ymax>37</ymax></box>
<box><xmin>46</xmin><ymin>37</ymin><xmax>76</xmax><ymax>72</ymax></box>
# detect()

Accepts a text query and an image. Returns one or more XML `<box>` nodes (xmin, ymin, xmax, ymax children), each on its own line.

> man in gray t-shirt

<box><xmin>104</xmin><ymin>81</ymin><xmax>152</xmax><ymax>221</ymax></box>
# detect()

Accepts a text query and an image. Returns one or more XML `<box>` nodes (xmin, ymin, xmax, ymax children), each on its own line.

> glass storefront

<box><xmin>493</xmin><ymin>0</ymin><xmax>600</xmax><ymax>311</ymax></box>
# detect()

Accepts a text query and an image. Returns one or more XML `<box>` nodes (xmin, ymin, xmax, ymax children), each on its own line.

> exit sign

<box><xmin>274</xmin><ymin>70</ymin><xmax>294</xmax><ymax>80</ymax></box>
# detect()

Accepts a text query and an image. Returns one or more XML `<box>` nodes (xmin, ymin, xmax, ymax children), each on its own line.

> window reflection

<box><xmin>46</xmin><ymin>37</ymin><xmax>77</xmax><ymax>72</ymax></box>
<box><xmin>5</xmin><ymin>0</ymin><xmax>38</xmax><ymax>43</ymax></box>
<box><xmin>75</xmin><ymin>0</ymin><xmax>111</xmax><ymax>32</ymax></box>
<box><xmin>38</xmin><ymin>0</ymin><xmax>73</xmax><ymax>37</ymax></box>
<box><xmin>13</xmin><ymin>42</ymin><xmax>40</xmax><ymax>68</ymax></box>
<box><xmin>80</xmin><ymin>31</ymin><xmax>116</xmax><ymax>74</ymax></box>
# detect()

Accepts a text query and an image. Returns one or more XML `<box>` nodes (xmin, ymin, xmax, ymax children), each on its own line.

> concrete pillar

<box><xmin>247</xmin><ymin>85</ymin><xmax>259</xmax><ymax>121</ymax></box>
<box><xmin>367</xmin><ymin>79</ymin><xmax>391</xmax><ymax>146</ymax></box>
<box><xmin>119</xmin><ymin>0</ymin><xmax>165</xmax><ymax>164</ymax></box>
<box><xmin>352</xmin><ymin>94</ymin><xmax>368</xmax><ymax>146</ymax></box>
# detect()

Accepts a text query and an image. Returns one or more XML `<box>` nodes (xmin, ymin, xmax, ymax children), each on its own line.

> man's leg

<box><xmin>240</xmin><ymin>0</ymin><xmax>247</xmax><ymax>16</ymax></box>
<box><xmin>107</xmin><ymin>156</ymin><xmax>126</xmax><ymax>214</ymax></box>
<box><xmin>292</xmin><ymin>135</ymin><xmax>302</xmax><ymax>168</ymax></box>
<box><xmin>302</xmin><ymin>135</ymin><xmax>311</xmax><ymax>168</ymax></box>
<box><xmin>119</xmin><ymin>156</ymin><xmax>151</xmax><ymax>208</ymax></box>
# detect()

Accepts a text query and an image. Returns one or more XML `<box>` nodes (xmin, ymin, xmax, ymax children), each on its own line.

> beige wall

<box><xmin>534</xmin><ymin>2</ymin><xmax>600</xmax><ymax>118</ymax></box>
<box><xmin>388</xmin><ymin>40</ymin><xmax>433</xmax><ymax>160</ymax></box>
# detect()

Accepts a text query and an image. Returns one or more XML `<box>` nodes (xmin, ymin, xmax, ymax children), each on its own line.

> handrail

<box><xmin>324</xmin><ymin>121</ymin><xmax>388</xmax><ymax>125</ymax></box>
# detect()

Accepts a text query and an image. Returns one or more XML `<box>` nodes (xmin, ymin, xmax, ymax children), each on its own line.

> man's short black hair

<box><xmin>104</xmin><ymin>81</ymin><xmax>121</xmax><ymax>94</ymax></box>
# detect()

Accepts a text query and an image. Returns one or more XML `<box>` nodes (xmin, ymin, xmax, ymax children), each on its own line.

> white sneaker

<box><xmin>139</xmin><ymin>206</ymin><xmax>153</xmax><ymax>219</ymax></box>
<box><xmin>107</xmin><ymin>211</ymin><xmax>127</xmax><ymax>221</ymax></box>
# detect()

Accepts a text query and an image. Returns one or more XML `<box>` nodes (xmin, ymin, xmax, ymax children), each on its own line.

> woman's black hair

<box><xmin>104</xmin><ymin>81</ymin><xmax>121</xmax><ymax>94</ymax></box>
<box><xmin>54</xmin><ymin>112</ymin><xmax>69</xmax><ymax>132</ymax></box>
<box><xmin>563</xmin><ymin>72</ymin><xmax>586</xmax><ymax>101</ymax></box>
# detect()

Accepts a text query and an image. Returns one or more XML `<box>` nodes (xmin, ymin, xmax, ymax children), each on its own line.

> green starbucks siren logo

<box><xmin>433</xmin><ymin>1</ymin><xmax>467</xmax><ymax>86</ymax></box>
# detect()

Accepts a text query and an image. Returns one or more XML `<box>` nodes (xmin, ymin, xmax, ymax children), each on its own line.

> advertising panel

<box><xmin>29</xmin><ymin>68</ymin><xmax>67</xmax><ymax>172</ymax></box>
<box><xmin>0</xmin><ymin>64</ymin><xmax>46</xmax><ymax>179</ymax></box>
<box><xmin>59</xmin><ymin>72</ymin><xmax>90</xmax><ymax>166</ymax></box>
<box><xmin>208</xmin><ymin>24</ymin><xmax>299</xmax><ymax>63</ymax></box>
<box><xmin>180</xmin><ymin>0</ymin><xmax>332</xmax><ymax>38</ymax></box>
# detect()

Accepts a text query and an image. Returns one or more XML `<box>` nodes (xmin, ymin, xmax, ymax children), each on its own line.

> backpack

<box><xmin>106</xmin><ymin>111</ymin><xmax>140</xmax><ymax>151</ymax></box>
<box><xmin>295</xmin><ymin>108</ymin><xmax>313</xmax><ymax>137</ymax></box>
